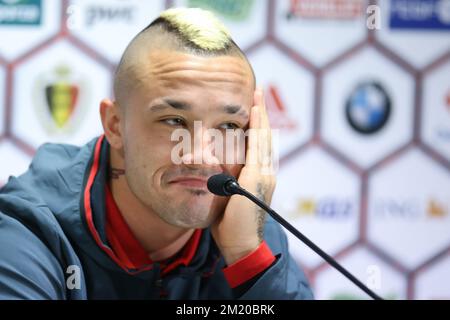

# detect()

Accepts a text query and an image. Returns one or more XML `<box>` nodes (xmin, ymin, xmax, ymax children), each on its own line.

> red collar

<box><xmin>105</xmin><ymin>184</ymin><xmax>202</xmax><ymax>275</ymax></box>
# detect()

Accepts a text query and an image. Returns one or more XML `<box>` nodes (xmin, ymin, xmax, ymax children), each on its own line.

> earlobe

<box><xmin>100</xmin><ymin>99</ymin><xmax>123</xmax><ymax>150</ymax></box>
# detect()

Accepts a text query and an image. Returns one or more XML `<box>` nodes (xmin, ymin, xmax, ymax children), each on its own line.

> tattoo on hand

<box><xmin>256</xmin><ymin>183</ymin><xmax>267</xmax><ymax>242</ymax></box>
<box><xmin>110</xmin><ymin>168</ymin><xmax>126</xmax><ymax>179</ymax></box>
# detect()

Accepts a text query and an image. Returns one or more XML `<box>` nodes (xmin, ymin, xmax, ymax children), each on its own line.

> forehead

<box><xmin>135</xmin><ymin>50</ymin><xmax>255</xmax><ymax>103</ymax></box>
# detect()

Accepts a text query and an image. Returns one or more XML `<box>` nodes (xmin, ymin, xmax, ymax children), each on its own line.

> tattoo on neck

<box><xmin>110</xmin><ymin>168</ymin><xmax>126</xmax><ymax>179</ymax></box>
<box><xmin>256</xmin><ymin>183</ymin><xmax>267</xmax><ymax>242</ymax></box>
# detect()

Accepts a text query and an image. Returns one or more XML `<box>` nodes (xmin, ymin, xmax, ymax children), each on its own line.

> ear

<box><xmin>100</xmin><ymin>99</ymin><xmax>123</xmax><ymax>150</ymax></box>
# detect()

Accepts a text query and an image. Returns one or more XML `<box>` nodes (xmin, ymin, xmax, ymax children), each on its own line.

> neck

<box><xmin>108</xmin><ymin>149</ymin><xmax>194</xmax><ymax>261</ymax></box>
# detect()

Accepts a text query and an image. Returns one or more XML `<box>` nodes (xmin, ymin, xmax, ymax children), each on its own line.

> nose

<box><xmin>181</xmin><ymin>123</ymin><xmax>221</xmax><ymax>166</ymax></box>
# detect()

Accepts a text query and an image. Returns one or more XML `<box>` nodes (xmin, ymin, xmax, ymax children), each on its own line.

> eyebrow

<box><xmin>223</xmin><ymin>105</ymin><xmax>241</xmax><ymax>114</ymax></box>
<box><xmin>154</xmin><ymin>99</ymin><xmax>192</xmax><ymax>111</ymax></box>
<box><xmin>149</xmin><ymin>100</ymin><xmax>249</xmax><ymax>119</ymax></box>
<box><xmin>224</xmin><ymin>105</ymin><xmax>249</xmax><ymax>120</ymax></box>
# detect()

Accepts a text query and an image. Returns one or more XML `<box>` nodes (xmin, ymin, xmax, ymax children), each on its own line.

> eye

<box><xmin>161</xmin><ymin>117</ymin><xmax>186</xmax><ymax>127</ymax></box>
<box><xmin>219</xmin><ymin>122</ymin><xmax>241</xmax><ymax>130</ymax></box>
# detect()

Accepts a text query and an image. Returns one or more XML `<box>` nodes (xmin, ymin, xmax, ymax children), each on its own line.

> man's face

<box><xmin>119</xmin><ymin>50</ymin><xmax>255</xmax><ymax>229</ymax></box>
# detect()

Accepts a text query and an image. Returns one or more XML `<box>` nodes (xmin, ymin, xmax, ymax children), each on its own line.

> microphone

<box><xmin>207</xmin><ymin>173</ymin><xmax>383</xmax><ymax>301</ymax></box>
<box><xmin>207</xmin><ymin>173</ymin><xmax>242</xmax><ymax>196</ymax></box>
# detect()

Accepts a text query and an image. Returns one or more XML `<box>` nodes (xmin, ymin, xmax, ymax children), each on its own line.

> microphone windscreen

<box><xmin>207</xmin><ymin>174</ymin><xmax>236</xmax><ymax>196</ymax></box>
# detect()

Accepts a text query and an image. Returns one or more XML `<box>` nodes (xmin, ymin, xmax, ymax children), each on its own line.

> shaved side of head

<box><xmin>113</xmin><ymin>8</ymin><xmax>255</xmax><ymax>109</ymax></box>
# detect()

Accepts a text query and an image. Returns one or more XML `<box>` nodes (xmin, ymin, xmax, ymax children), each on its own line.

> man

<box><xmin>0</xmin><ymin>8</ymin><xmax>313</xmax><ymax>300</ymax></box>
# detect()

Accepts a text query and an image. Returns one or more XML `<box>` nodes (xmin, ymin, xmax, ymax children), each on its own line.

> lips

<box><xmin>169</xmin><ymin>177</ymin><xmax>209</xmax><ymax>189</ymax></box>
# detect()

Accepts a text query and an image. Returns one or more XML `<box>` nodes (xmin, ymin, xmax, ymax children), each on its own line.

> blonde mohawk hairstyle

<box><xmin>158</xmin><ymin>7</ymin><xmax>232</xmax><ymax>51</ymax></box>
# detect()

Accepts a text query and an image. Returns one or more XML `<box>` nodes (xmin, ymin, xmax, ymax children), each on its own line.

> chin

<box><xmin>152</xmin><ymin>197</ymin><xmax>216</xmax><ymax>228</ymax></box>
<box><xmin>176</xmin><ymin>204</ymin><xmax>221</xmax><ymax>228</ymax></box>
<box><xmin>165</xmin><ymin>215</ymin><xmax>214</xmax><ymax>229</ymax></box>
<box><xmin>179</xmin><ymin>207</ymin><xmax>218</xmax><ymax>227</ymax></box>
<box><xmin>152</xmin><ymin>186</ymin><xmax>225</xmax><ymax>228</ymax></box>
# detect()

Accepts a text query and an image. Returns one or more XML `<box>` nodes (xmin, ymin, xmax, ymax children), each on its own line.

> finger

<box><xmin>254</xmin><ymin>89</ymin><xmax>273</xmax><ymax>170</ymax></box>
<box><xmin>255</xmin><ymin>88</ymin><xmax>272</xmax><ymax>143</ymax></box>
<box><xmin>246</xmin><ymin>106</ymin><xmax>260</xmax><ymax>167</ymax></box>
<box><xmin>259</xmin><ymin>129</ymin><xmax>273</xmax><ymax>174</ymax></box>
<box><xmin>254</xmin><ymin>88</ymin><xmax>270</xmax><ymax>129</ymax></box>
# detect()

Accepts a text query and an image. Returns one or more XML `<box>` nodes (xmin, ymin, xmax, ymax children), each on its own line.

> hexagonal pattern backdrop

<box><xmin>0</xmin><ymin>0</ymin><xmax>449</xmax><ymax>300</ymax></box>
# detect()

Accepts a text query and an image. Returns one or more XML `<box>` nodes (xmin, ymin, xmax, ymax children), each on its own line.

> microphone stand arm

<box><xmin>227</xmin><ymin>181</ymin><xmax>383</xmax><ymax>301</ymax></box>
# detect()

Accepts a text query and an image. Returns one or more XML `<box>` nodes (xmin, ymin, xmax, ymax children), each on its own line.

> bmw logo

<box><xmin>345</xmin><ymin>81</ymin><xmax>391</xmax><ymax>135</ymax></box>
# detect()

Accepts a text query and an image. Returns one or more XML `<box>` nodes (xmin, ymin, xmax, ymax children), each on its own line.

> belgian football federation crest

<box><xmin>345</xmin><ymin>81</ymin><xmax>392</xmax><ymax>135</ymax></box>
<box><xmin>33</xmin><ymin>64</ymin><xmax>89</xmax><ymax>134</ymax></box>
